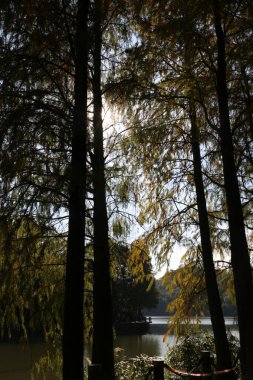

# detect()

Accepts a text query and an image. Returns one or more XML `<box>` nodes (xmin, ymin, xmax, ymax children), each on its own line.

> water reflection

<box><xmin>0</xmin><ymin>317</ymin><xmax>239</xmax><ymax>379</ymax></box>
<box><xmin>0</xmin><ymin>343</ymin><xmax>57</xmax><ymax>380</ymax></box>
<box><xmin>113</xmin><ymin>317</ymin><xmax>176</xmax><ymax>359</ymax></box>
<box><xmin>115</xmin><ymin>334</ymin><xmax>173</xmax><ymax>360</ymax></box>
<box><xmin>114</xmin><ymin>316</ymin><xmax>239</xmax><ymax>359</ymax></box>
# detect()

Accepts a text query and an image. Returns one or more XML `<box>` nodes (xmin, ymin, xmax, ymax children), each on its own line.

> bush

<box><xmin>164</xmin><ymin>330</ymin><xmax>240</xmax><ymax>379</ymax></box>
<box><xmin>85</xmin><ymin>331</ymin><xmax>240</xmax><ymax>380</ymax></box>
<box><xmin>115</xmin><ymin>354</ymin><xmax>153</xmax><ymax>380</ymax></box>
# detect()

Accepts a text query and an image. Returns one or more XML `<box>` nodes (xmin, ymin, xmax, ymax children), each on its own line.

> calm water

<box><xmin>115</xmin><ymin>317</ymin><xmax>174</xmax><ymax>360</ymax></box>
<box><xmin>0</xmin><ymin>343</ymin><xmax>57</xmax><ymax>380</ymax></box>
<box><xmin>115</xmin><ymin>316</ymin><xmax>239</xmax><ymax>359</ymax></box>
<box><xmin>0</xmin><ymin>317</ymin><xmax>239</xmax><ymax>380</ymax></box>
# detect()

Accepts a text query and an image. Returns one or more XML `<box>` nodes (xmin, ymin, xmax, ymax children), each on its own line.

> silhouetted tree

<box><xmin>91</xmin><ymin>0</ymin><xmax>115</xmax><ymax>379</ymax></box>
<box><xmin>62</xmin><ymin>0</ymin><xmax>89</xmax><ymax>379</ymax></box>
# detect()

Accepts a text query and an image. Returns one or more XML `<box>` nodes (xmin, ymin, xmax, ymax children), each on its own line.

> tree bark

<box><xmin>189</xmin><ymin>101</ymin><xmax>235</xmax><ymax>379</ymax></box>
<box><xmin>212</xmin><ymin>1</ymin><xmax>253</xmax><ymax>378</ymax></box>
<box><xmin>62</xmin><ymin>1</ymin><xmax>88</xmax><ymax>379</ymax></box>
<box><xmin>92</xmin><ymin>0</ymin><xmax>115</xmax><ymax>379</ymax></box>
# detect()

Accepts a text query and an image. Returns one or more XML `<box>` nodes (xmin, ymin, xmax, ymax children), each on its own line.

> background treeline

<box><xmin>145</xmin><ymin>270</ymin><xmax>237</xmax><ymax>317</ymax></box>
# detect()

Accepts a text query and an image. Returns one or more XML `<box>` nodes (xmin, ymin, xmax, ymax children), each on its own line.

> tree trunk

<box><xmin>212</xmin><ymin>1</ymin><xmax>253</xmax><ymax>378</ymax></box>
<box><xmin>189</xmin><ymin>101</ymin><xmax>234</xmax><ymax>378</ymax></box>
<box><xmin>62</xmin><ymin>1</ymin><xmax>88</xmax><ymax>379</ymax></box>
<box><xmin>92</xmin><ymin>0</ymin><xmax>115</xmax><ymax>379</ymax></box>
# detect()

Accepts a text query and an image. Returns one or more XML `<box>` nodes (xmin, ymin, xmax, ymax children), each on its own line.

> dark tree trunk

<box><xmin>212</xmin><ymin>1</ymin><xmax>253</xmax><ymax>378</ymax></box>
<box><xmin>189</xmin><ymin>102</ymin><xmax>234</xmax><ymax>378</ymax></box>
<box><xmin>92</xmin><ymin>0</ymin><xmax>115</xmax><ymax>379</ymax></box>
<box><xmin>240</xmin><ymin>65</ymin><xmax>253</xmax><ymax>164</ymax></box>
<box><xmin>62</xmin><ymin>1</ymin><xmax>89</xmax><ymax>379</ymax></box>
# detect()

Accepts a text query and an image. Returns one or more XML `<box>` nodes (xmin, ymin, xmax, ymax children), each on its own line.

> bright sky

<box><xmin>153</xmin><ymin>244</ymin><xmax>186</xmax><ymax>279</ymax></box>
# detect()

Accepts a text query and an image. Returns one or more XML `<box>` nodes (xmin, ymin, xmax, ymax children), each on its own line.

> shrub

<box><xmin>115</xmin><ymin>354</ymin><xmax>153</xmax><ymax>380</ymax></box>
<box><xmin>164</xmin><ymin>330</ymin><xmax>240</xmax><ymax>379</ymax></box>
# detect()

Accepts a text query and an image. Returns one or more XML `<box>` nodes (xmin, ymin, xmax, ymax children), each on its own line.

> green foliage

<box><xmin>31</xmin><ymin>342</ymin><xmax>62</xmax><ymax>380</ymax></box>
<box><xmin>162</xmin><ymin>251</ymin><xmax>208</xmax><ymax>338</ymax></box>
<box><xmin>111</xmin><ymin>242</ymin><xmax>158</xmax><ymax>322</ymax></box>
<box><xmin>83</xmin><ymin>356</ymin><xmax>153</xmax><ymax>380</ymax></box>
<box><xmin>164</xmin><ymin>330</ymin><xmax>240</xmax><ymax>379</ymax></box>
<box><xmin>1</xmin><ymin>0</ymin><xmax>253</xmax><ymax>377</ymax></box>
<box><xmin>161</xmin><ymin>261</ymin><xmax>237</xmax><ymax>337</ymax></box>
<box><xmin>115</xmin><ymin>355</ymin><xmax>153</xmax><ymax>380</ymax></box>
<box><xmin>148</xmin><ymin>266</ymin><xmax>237</xmax><ymax>318</ymax></box>
<box><xmin>0</xmin><ymin>216</ymin><xmax>65</xmax><ymax>342</ymax></box>
<box><xmin>106</xmin><ymin>0</ymin><xmax>253</xmax><ymax>282</ymax></box>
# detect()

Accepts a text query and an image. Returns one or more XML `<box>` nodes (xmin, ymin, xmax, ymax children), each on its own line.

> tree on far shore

<box><xmin>111</xmin><ymin>243</ymin><xmax>158</xmax><ymax>323</ymax></box>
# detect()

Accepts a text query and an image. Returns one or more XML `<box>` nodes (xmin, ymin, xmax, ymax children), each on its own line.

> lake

<box><xmin>115</xmin><ymin>316</ymin><xmax>239</xmax><ymax>359</ymax></box>
<box><xmin>0</xmin><ymin>317</ymin><xmax>239</xmax><ymax>380</ymax></box>
<box><xmin>0</xmin><ymin>343</ymin><xmax>57</xmax><ymax>380</ymax></box>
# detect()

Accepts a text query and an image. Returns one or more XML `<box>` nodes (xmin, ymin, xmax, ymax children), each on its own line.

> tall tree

<box><xmin>0</xmin><ymin>0</ymin><xmax>76</xmax><ymax>350</ymax></box>
<box><xmin>91</xmin><ymin>0</ymin><xmax>115</xmax><ymax>379</ymax></box>
<box><xmin>62</xmin><ymin>0</ymin><xmax>89</xmax><ymax>379</ymax></box>
<box><xmin>189</xmin><ymin>100</ymin><xmax>234</xmax><ymax>378</ymax></box>
<box><xmin>211</xmin><ymin>1</ymin><xmax>253</xmax><ymax>378</ymax></box>
<box><xmin>183</xmin><ymin>14</ymin><xmax>234</xmax><ymax>373</ymax></box>
<box><xmin>105</xmin><ymin>2</ymin><xmax>242</xmax><ymax>375</ymax></box>
<box><xmin>0</xmin><ymin>0</ymin><xmax>72</xmax><ymax>226</ymax></box>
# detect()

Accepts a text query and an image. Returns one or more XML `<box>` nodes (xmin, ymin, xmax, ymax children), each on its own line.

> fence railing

<box><xmin>88</xmin><ymin>351</ymin><xmax>237</xmax><ymax>380</ymax></box>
